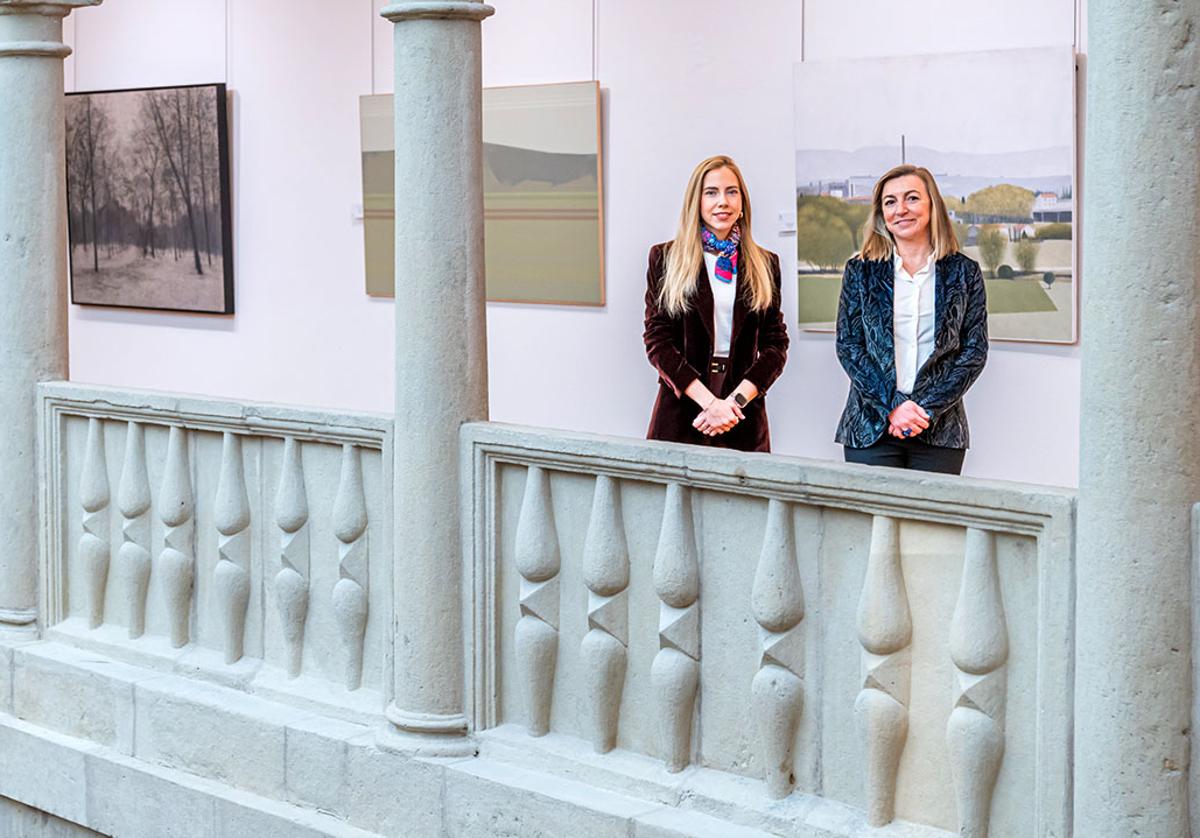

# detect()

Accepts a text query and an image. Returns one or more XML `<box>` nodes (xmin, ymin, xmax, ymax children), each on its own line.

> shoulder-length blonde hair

<box><xmin>859</xmin><ymin>164</ymin><xmax>960</xmax><ymax>261</ymax></box>
<box><xmin>658</xmin><ymin>155</ymin><xmax>775</xmax><ymax>316</ymax></box>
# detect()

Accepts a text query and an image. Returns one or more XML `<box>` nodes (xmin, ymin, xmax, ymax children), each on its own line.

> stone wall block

<box><xmin>158</xmin><ymin>426</ymin><xmax>195</xmax><ymax>648</ymax></box>
<box><xmin>274</xmin><ymin>437</ymin><xmax>310</xmax><ymax>679</ymax></box>
<box><xmin>580</xmin><ymin>474</ymin><xmax>630</xmax><ymax>753</ymax></box>
<box><xmin>78</xmin><ymin>417</ymin><xmax>110</xmax><ymax>629</ymax></box>
<box><xmin>947</xmin><ymin>528</ymin><xmax>1008</xmax><ymax>837</ymax></box>
<box><xmin>514</xmin><ymin>465</ymin><xmax>561</xmax><ymax>736</ymax></box>
<box><xmin>750</xmin><ymin>499</ymin><xmax>804</xmax><ymax>799</ymax></box>
<box><xmin>116</xmin><ymin>421</ymin><xmax>151</xmax><ymax>639</ymax></box>
<box><xmin>213</xmin><ymin>432</ymin><xmax>251</xmax><ymax>664</ymax></box>
<box><xmin>332</xmin><ymin>444</ymin><xmax>368</xmax><ymax>690</ymax></box>
<box><xmin>855</xmin><ymin>514</ymin><xmax>911</xmax><ymax>826</ymax></box>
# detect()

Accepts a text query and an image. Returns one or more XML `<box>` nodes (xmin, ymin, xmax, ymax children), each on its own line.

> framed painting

<box><xmin>66</xmin><ymin>83</ymin><xmax>234</xmax><ymax>314</ymax></box>
<box><xmin>361</xmin><ymin>80</ymin><xmax>605</xmax><ymax>305</ymax></box>
<box><xmin>793</xmin><ymin>48</ymin><xmax>1077</xmax><ymax>343</ymax></box>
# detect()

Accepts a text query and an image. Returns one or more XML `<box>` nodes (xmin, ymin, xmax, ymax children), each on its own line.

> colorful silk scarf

<box><xmin>701</xmin><ymin>223</ymin><xmax>739</xmax><ymax>283</ymax></box>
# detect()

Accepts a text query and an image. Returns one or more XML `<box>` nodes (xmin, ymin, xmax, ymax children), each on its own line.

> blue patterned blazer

<box><xmin>834</xmin><ymin>252</ymin><xmax>988</xmax><ymax>449</ymax></box>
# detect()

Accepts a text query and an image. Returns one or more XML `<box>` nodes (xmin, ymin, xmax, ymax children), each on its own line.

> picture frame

<box><xmin>361</xmin><ymin>80</ymin><xmax>605</xmax><ymax>306</ymax></box>
<box><xmin>65</xmin><ymin>82</ymin><xmax>234</xmax><ymax>314</ymax></box>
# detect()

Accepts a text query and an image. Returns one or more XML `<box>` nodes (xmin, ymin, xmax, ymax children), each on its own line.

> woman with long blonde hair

<box><xmin>834</xmin><ymin>164</ymin><xmax>988</xmax><ymax>473</ymax></box>
<box><xmin>643</xmin><ymin>155</ymin><xmax>789</xmax><ymax>452</ymax></box>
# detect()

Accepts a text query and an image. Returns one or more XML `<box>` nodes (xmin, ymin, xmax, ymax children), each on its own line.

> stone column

<box><xmin>0</xmin><ymin>0</ymin><xmax>99</xmax><ymax>635</ymax></box>
<box><xmin>1075</xmin><ymin>3</ymin><xmax>1200</xmax><ymax>835</ymax></box>
<box><xmin>380</xmin><ymin>0</ymin><xmax>493</xmax><ymax>754</ymax></box>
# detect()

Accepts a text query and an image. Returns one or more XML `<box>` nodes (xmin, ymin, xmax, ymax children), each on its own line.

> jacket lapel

<box><xmin>695</xmin><ymin>261</ymin><xmax>715</xmax><ymax>349</ymax></box>
<box><xmin>932</xmin><ymin>255</ymin><xmax>956</xmax><ymax>350</ymax></box>
<box><xmin>870</xmin><ymin>258</ymin><xmax>895</xmax><ymax>360</ymax></box>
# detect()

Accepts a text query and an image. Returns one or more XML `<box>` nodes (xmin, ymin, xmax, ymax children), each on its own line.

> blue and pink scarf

<box><xmin>701</xmin><ymin>224</ymin><xmax>739</xmax><ymax>283</ymax></box>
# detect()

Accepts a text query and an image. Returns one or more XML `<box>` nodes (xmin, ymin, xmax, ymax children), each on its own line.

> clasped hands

<box><xmin>693</xmin><ymin>396</ymin><xmax>743</xmax><ymax>437</ymax></box>
<box><xmin>888</xmin><ymin>399</ymin><xmax>930</xmax><ymax>439</ymax></box>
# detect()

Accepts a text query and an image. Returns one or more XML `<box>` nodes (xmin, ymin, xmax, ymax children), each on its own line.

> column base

<box><xmin>0</xmin><ymin>608</ymin><xmax>37</xmax><ymax>642</ymax></box>
<box><xmin>380</xmin><ymin>703</ymin><xmax>476</xmax><ymax>758</ymax></box>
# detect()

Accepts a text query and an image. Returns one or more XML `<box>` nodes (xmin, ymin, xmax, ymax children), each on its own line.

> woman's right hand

<box><xmin>694</xmin><ymin>398</ymin><xmax>744</xmax><ymax>436</ymax></box>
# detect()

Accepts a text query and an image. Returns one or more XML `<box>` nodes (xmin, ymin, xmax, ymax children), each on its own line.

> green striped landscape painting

<box><xmin>361</xmin><ymin>81</ymin><xmax>604</xmax><ymax>305</ymax></box>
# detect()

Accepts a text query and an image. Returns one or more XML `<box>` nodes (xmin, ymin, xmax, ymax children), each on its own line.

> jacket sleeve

<box><xmin>643</xmin><ymin>245</ymin><xmax>703</xmax><ymax>398</ymax></box>
<box><xmin>911</xmin><ymin>259</ymin><xmax>989</xmax><ymax>416</ymax></box>
<box><xmin>743</xmin><ymin>252</ymin><xmax>790</xmax><ymax>394</ymax></box>
<box><xmin>835</xmin><ymin>259</ymin><xmax>900</xmax><ymax>416</ymax></box>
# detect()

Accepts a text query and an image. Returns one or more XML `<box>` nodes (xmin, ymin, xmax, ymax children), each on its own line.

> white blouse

<box><xmin>893</xmin><ymin>252</ymin><xmax>936</xmax><ymax>395</ymax></box>
<box><xmin>703</xmin><ymin>251</ymin><xmax>737</xmax><ymax>357</ymax></box>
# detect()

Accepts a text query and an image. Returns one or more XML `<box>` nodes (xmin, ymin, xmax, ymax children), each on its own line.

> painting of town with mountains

<box><xmin>66</xmin><ymin>84</ymin><xmax>233</xmax><ymax>314</ymax></box>
<box><xmin>361</xmin><ymin>81</ymin><xmax>604</xmax><ymax>305</ymax></box>
<box><xmin>794</xmin><ymin>48</ymin><xmax>1076</xmax><ymax>343</ymax></box>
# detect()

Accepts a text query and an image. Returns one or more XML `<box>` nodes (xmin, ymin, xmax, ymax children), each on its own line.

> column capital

<box><xmin>380</xmin><ymin>1</ymin><xmax>494</xmax><ymax>24</ymax></box>
<box><xmin>0</xmin><ymin>1</ymin><xmax>101</xmax><ymax>19</ymax></box>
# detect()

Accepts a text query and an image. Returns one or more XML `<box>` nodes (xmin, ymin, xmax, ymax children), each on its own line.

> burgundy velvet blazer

<box><xmin>642</xmin><ymin>242</ymin><xmax>789</xmax><ymax>452</ymax></box>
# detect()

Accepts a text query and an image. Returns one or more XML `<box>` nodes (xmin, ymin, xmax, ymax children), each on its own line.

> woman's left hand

<box><xmin>887</xmin><ymin>400</ymin><xmax>930</xmax><ymax>439</ymax></box>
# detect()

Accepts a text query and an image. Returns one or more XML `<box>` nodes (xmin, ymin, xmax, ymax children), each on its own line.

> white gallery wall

<box><xmin>63</xmin><ymin>0</ymin><xmax>1085</xmax><ymax>487</ymax></box>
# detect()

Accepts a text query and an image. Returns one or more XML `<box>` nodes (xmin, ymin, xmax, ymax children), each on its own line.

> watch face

<box><xmin>734</xmin><ymin>393</ymin><xmax>748</xmax><ymax>407</ymax></box>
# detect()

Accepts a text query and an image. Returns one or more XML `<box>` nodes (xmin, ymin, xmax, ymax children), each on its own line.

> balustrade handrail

<box><xmin>461</xmin><ymin>421</ymin><xmax>1075</xmax><ymax>536</ymax></box>
<box><xmin>39</xmin><ymin>381</ymin><xmax>392</xmax><ymax>447</ymax></box>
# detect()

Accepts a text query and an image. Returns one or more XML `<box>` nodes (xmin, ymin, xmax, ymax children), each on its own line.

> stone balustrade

<box><xmin>38</xmin><ymin>382</ymin><xmax>391</xmax><ymax>722</ymax></box>
<box><xmin>461</xmin><ymin>423</ymin><xmax>1075</xmax><ymax>837</ymax></box>
<box><xmin>25</xmin><ymin>383</ymin><xmax>1076</xmax><ymax>836</ymax></box>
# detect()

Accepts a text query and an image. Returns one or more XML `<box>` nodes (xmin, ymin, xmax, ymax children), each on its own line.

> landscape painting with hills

<box><xmin>793</xmin><ymin>48</ymin><xmax>1076</xmax><ymax>343</ymax></box>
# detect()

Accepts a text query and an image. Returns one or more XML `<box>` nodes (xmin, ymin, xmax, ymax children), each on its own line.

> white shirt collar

<box><xmin>893</xmin><ymin>250</ymin><xmax>936</xmax><ymax>282</ymax></box>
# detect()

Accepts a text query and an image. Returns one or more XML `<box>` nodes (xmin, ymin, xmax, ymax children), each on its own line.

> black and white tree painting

<box><xmin>66</xmin><ymin>83</ymin><xmax>233</xmax><ymax>314</ymax></box>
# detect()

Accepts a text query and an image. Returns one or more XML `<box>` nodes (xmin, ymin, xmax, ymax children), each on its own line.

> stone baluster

<box><xmin>580</xmin><ymin>474</ymin><xmax>629</xmax><ymax>753</ymax></box>
<box><xmin>158</xmin><ymin>426</ymin><xmax>195</xmax><ymax>648</ymax></box>
<box><xmin>274</xmin><ymin>437</ymin><xmax>309</xmax><ymax>678</ymax></box>
<box><xmin>854</xmin><ymin>515</ymin><xmax>911</xmax><ymax>826</ymax></box>
<box><xmin>332</xmin><ymin>444</ymin><xmax>368</xmax><ymax>690</ymax></box>
<box><xmin>651</xmin><ymin>483</ymin><xmax>700</xmax><ymax>773</ymax></box>
<box><xmin>514</xmin><ymin>465</ymin><xmax>560</xmax><ymax>736</ymax></box>
<box><xmin>78</xmin><ymin>417</ymin><xmax>110</xmax><ymax>629</ymax></box>
<box><xmin>213</xmin><ymin>432</ymin><xmax>251</xmax><ymax>664</ymax></box>
<box><xmin>381</xmin><ymin>0</ymin><xmax>493</xmax><ymax>753</ymax></box>
<box><xmin>947</xmin><ymin>528</ymin><xmax>1008</xmax><ymax>838</ymax></box>
<box><xmin>750</xmin><ymin>499</ymin><xmax>805</xmax><ymax>799</ymax></box>
<box><xmin>116</xmin><ymin>422</ymin><xmax>151</xmax><ymax>639</ymax></box>
<box><xmin>0</xmin><ymin>0</ymin><xmax>99</xmax><ymax>636</ymax></box>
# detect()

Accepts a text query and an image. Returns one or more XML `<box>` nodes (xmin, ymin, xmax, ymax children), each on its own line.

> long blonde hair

<box><xmin>859</xmin><ymin>164</ymin><xmax>959</xmax><ymax>261</ymax></box>
<box><xmin>659</xmin><ymin>155</ymin><xmax>775</xmax><ymax>316</ymax></box>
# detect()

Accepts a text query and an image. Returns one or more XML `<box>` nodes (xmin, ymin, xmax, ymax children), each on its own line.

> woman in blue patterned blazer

<box><xmin>834</xmin><ymin>164</ymin><xmax>988</xmax><ymax>474</ymax></box>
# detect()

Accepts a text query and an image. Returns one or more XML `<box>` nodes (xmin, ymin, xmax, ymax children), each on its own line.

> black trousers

<box><xmin>843</xmin><ymin>437</ymin><xmax>966</xmax><ymax>475</ymax></box>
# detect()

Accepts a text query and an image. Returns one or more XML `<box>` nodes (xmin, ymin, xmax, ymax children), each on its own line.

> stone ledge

<box><xmin>0</xmin><ymin>715</ymin><xmax>380</xmax><ymax>837</ymax></box>
<box><xmin>0</xmin><ymin>638</ymin><xmax>954</xmax><ymax>836</ymax></box>
<box><xmin>477</xmin><ymin>725</ymin><xmax>955</xmax><ymax>838</ymax></box>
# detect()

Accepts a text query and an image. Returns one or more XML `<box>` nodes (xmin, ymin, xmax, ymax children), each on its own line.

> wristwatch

<box><xmin>733</xmin><ymin>393</ymin><xmax>749</xmax><ymax>408</ymax></box>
